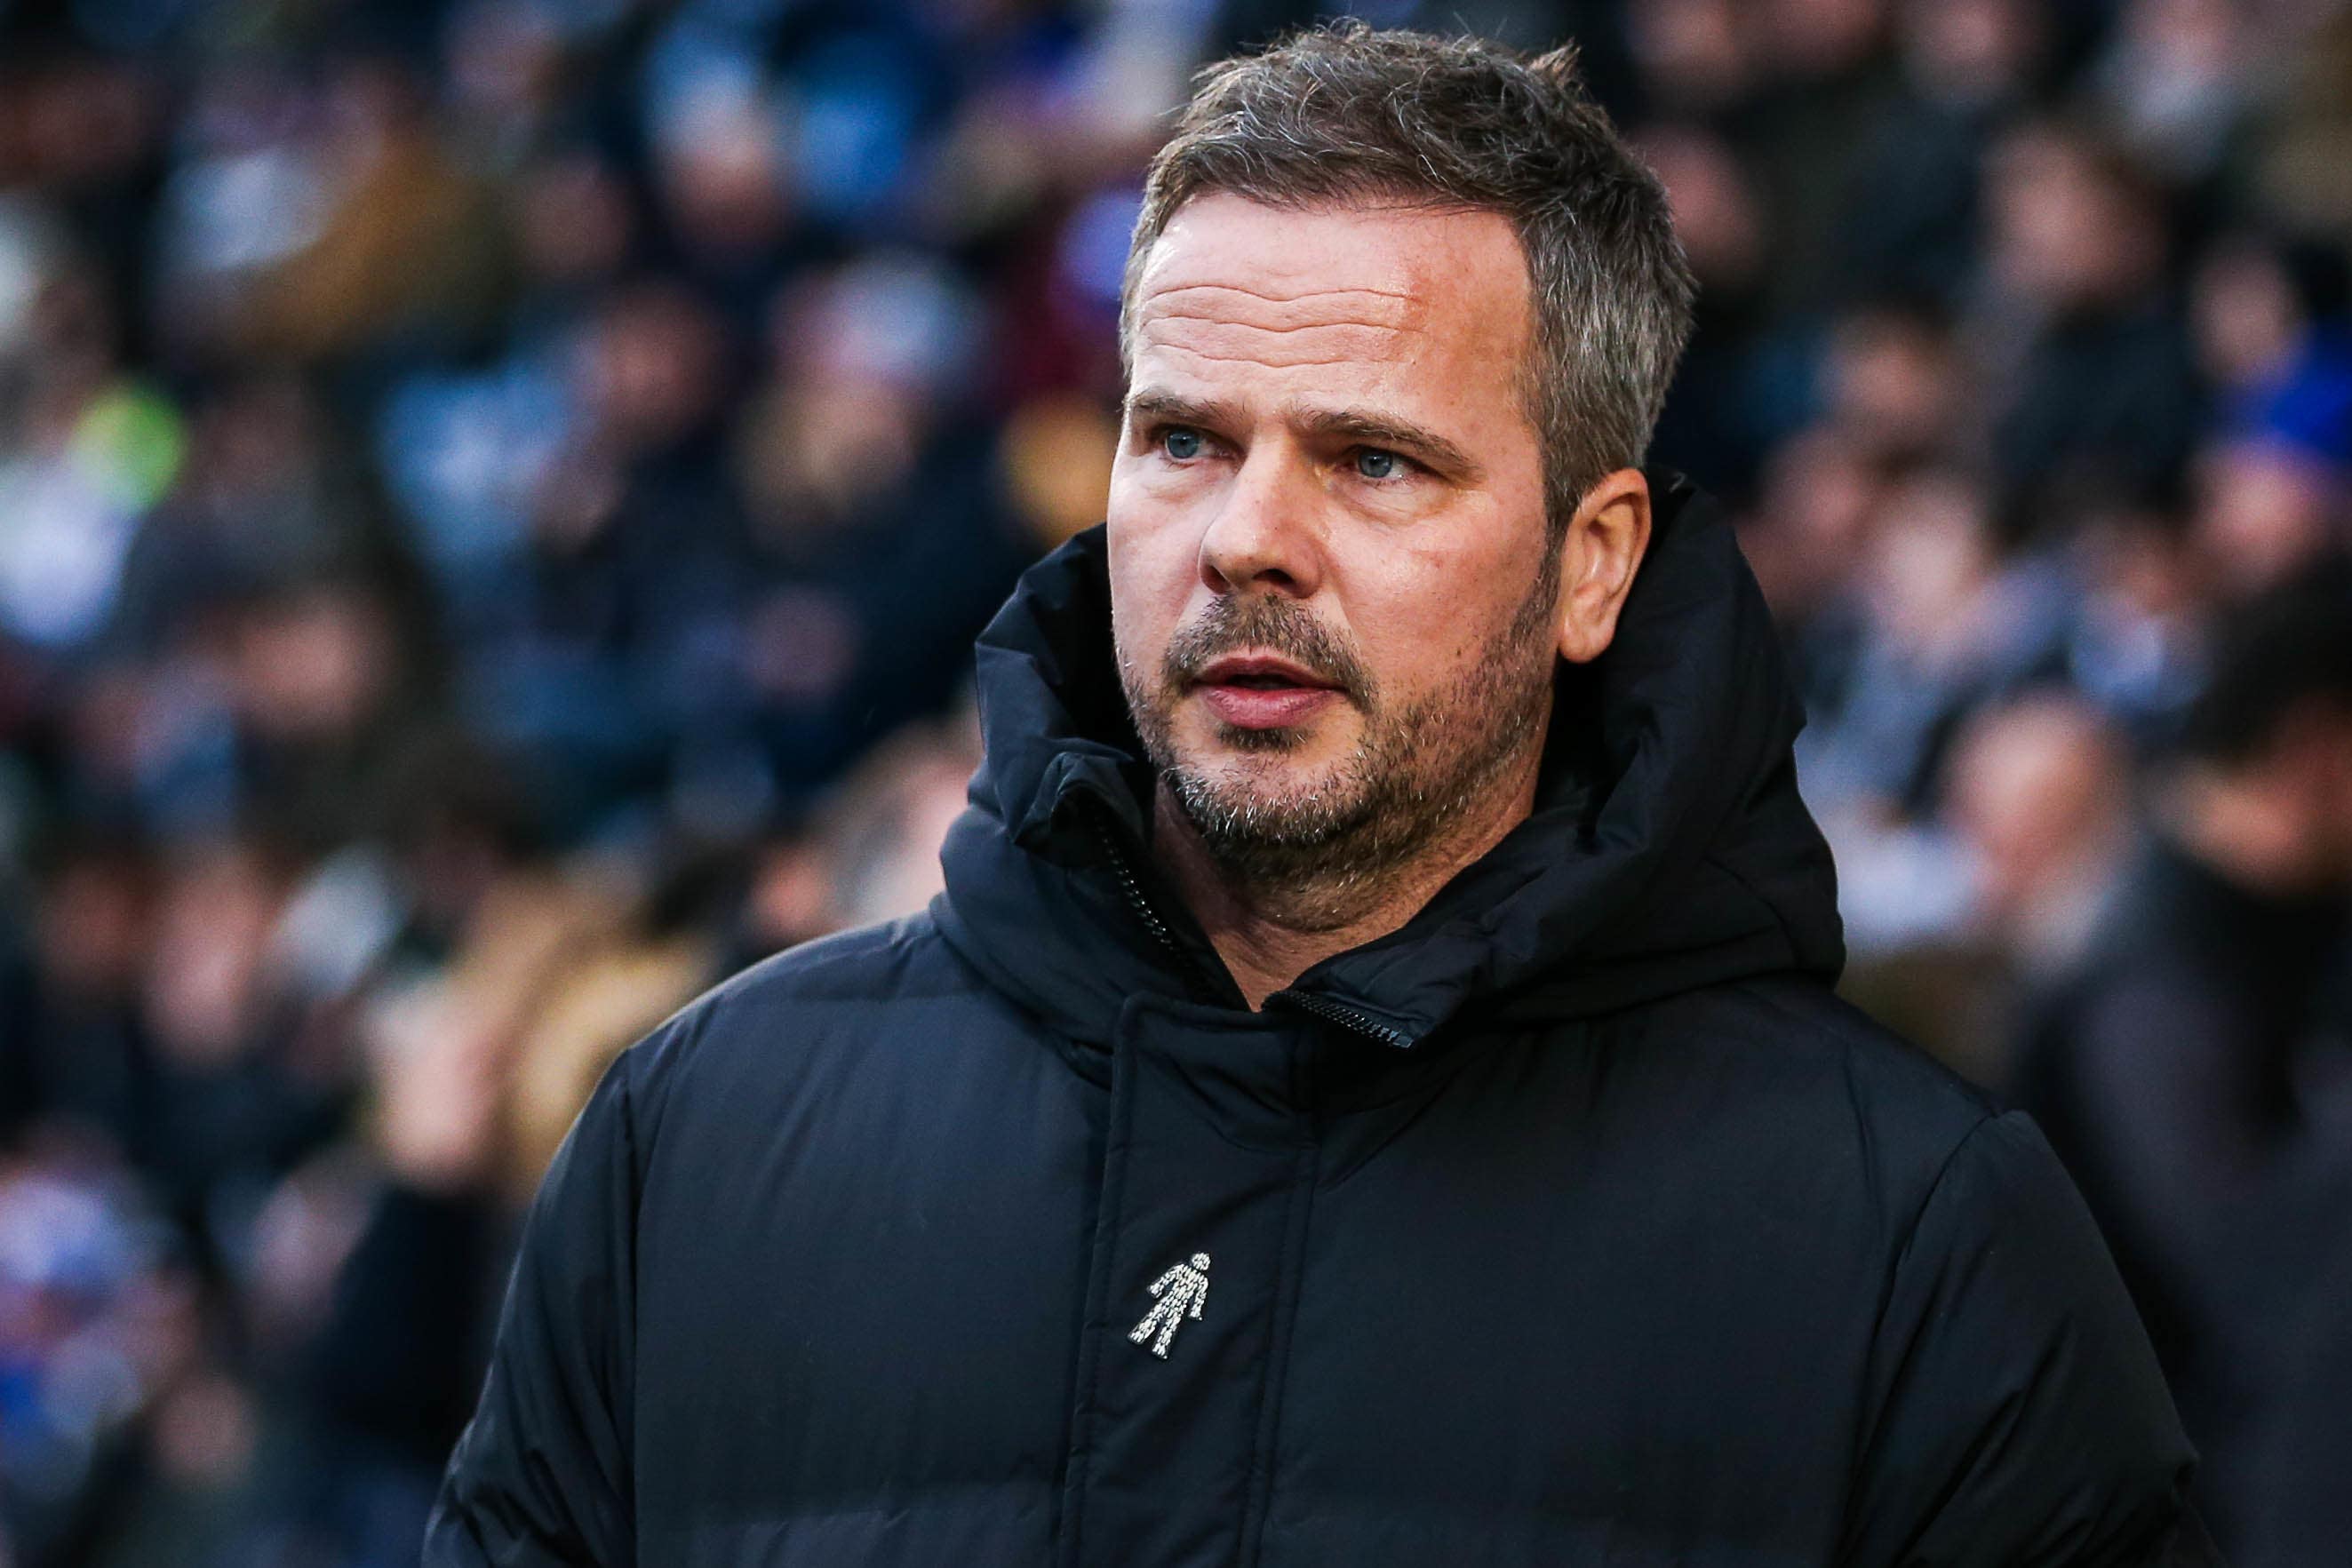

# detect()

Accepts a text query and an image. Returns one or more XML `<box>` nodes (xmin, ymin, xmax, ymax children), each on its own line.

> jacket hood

<box><xmin>935</xmin><ymin>474</ymin><xmax>1844</xmax><ymax>1048</ymax></box>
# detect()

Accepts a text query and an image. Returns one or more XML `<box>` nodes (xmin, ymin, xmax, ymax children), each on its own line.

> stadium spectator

<box><xmin>2017</xmin><ymin>555</ymin><xmax>2352</xmax><ymax>1551</ymax></box>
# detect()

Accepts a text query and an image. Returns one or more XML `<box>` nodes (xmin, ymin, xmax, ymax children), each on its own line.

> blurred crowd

<box><xmin>0</xmin><ymin>0</ymin><xmax>2347</xmax><ymax>1563</ymax></box>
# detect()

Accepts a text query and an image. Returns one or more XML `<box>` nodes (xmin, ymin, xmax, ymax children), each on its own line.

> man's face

<box><xmin>1108</xmin><ymin>195</ymin><xmax>1562</xmax><ymax>888</ymax></box>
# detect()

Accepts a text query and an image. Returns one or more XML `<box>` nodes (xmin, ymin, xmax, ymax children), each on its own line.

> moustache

<box><xmin>1162</xmin><ymin>595</ymin><xmax>1373</xmax><ymax>706</ymax></box>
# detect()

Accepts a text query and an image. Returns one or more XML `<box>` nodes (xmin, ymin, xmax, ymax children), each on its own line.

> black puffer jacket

<box><xmin>427</xmin><ymin>478</ymin><xmax>2206</xmax><ymax>1566</ymax></box>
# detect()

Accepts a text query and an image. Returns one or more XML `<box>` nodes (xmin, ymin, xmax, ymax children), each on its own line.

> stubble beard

<box><xmin>1118</xmin><ymin>554</ymin><xmax>1561</xmax><ymax>931</ymax></box>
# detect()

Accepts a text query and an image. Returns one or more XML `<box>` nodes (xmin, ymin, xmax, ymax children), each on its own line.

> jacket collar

<box><xmin>936</xmin><ymin>474</ymin><xmax>1844</xmax><ymax>1048</ymax></box>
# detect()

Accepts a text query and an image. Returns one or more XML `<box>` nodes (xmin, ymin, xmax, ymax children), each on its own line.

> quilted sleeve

<box><xmin>1839</xmin><ymin>1111</ymin><xmax>2216</xmax><ymax>1566</ymax></box>
<box><xmin>423</xmin><ymin>1053</ymin><xmax>642</xmax><ymax>1567</ymax></box>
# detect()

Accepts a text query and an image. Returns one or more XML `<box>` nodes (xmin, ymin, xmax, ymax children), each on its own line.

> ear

<box><xmin>1554</xmin><ymin>468</ymin><xmax>1652</xmax><ymax>665</ymax></box>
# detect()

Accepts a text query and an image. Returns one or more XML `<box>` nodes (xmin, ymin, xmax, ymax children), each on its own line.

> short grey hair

<box><xmin>1120</xmin><ymin>22</ymin><xmax>1697</xmax><ymax>530</ymax></box>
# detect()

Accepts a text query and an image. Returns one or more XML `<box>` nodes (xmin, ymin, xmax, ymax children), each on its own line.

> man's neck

<box><xmin>1149</xmin><ymin>748</ymin><xmax>1546</xmax><ymax>1010</ymax></box>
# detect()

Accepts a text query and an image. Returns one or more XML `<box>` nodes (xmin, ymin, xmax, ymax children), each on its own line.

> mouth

<box><xmin>1190</xmin><ymin>652</ymin><xmax>1347</xmax><ymax>730</ymax></box>
<box><xmin>1194</xmin><ymin>654</ymin><xmax>1343</xmax><ymax>692</ymax></box>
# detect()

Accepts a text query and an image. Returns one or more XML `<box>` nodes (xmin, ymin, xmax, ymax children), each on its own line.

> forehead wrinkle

<box><xmin>1151</xmin><ymin>314</ymin><xmax>1375</xmax><ymax>338</ymax></box>
<box><xmin>1138</xmin><ymin>314</ymin><xmax>1422</xmax><ymax>372</ymax></box>
<box><xmin>1146</xmin><ymin>281</ymin><xmax>1418</xmax><ymax>306</ymax></box>
<box><xmin>1155</xmin><ymin>345</ymin><xmax>1366</xmax><ymax>367</ymax></box>
<box><xmin>1136</xmin><ymin>280</ymin><xmax>1425</xmax><ymax>336</ymax></box>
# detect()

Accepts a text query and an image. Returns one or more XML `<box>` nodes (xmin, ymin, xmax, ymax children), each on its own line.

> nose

<box><xmin>1197</xmin><ymin>447</ymin><xmax>1323</xmax><ymax>600</ymax></box>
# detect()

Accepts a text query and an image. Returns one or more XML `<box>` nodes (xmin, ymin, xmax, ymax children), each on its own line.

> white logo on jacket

<box><xmin>1129</xmin><ymin>1253</ymin><xmax>1211</xmax><ymax>1358</ymax></box>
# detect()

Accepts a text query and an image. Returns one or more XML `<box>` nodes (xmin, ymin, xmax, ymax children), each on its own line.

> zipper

<box><xmin>1272</xmin><ymin>989</ymin><xmax>1415</xmax><ymax>1049</ymax></box>
<box><xmin>1085</xmin><ymin>806</ymin><xmax>1222</xmax><ymax>1002</ymax></box>
<box><xmin>1081</xmin><ymin>797</ymin><xmax>1415</xmax><ymax>1047</ymax></box>
<box><xmin>1088</xmin><ymin>811</ymin><xmax>1183</xmax><ymax>959</ymax></box>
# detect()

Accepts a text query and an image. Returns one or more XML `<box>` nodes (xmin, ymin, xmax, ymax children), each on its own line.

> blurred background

<box><xmin>0</xmin><ymin>0</ymin><xmax>2348</xmax><ymax>1562</ymax></box>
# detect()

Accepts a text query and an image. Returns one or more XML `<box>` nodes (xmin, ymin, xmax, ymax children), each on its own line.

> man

<box><xmin>429</xmin><ymin>26</ymin><xmax>2208</xmax><ymax>1566</ymax></box>
<box><xmin>2015</xmin><ymin>555</ymin><xmax>2352</xmax><ymax>1559</ymax></box>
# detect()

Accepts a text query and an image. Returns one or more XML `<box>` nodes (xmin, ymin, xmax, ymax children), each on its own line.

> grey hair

<box><xmin>1120</xmin><ymin>21</ymin><xmax>1697</xmax><ymax>530</ymax></box>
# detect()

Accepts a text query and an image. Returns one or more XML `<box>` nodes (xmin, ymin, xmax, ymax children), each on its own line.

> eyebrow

<box><xmin>1122</xmin><ymin>390</ymin><xmax>1485</xmax><ymax>483</ymax></box>
<box><xmin>1292</xmin><ymin>406</ymin><xmax>1484</xmax><ymax>483</ymax></box>
<box><xmin>1124</xmin><ymin>389</ymin><xmax>1244</xmax><ymax>436</ymax></box>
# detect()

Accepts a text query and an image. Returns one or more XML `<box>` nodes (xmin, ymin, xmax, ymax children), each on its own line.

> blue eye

<box><xmin>1161</xmin><ymin>428</ymin><xmax>1204</xmax><ymax>460</ymax></box>
<box><xmin>1354</xmin><ymin>449</ymin><xmax>1400</xmax><ymax>480</ymax></box>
